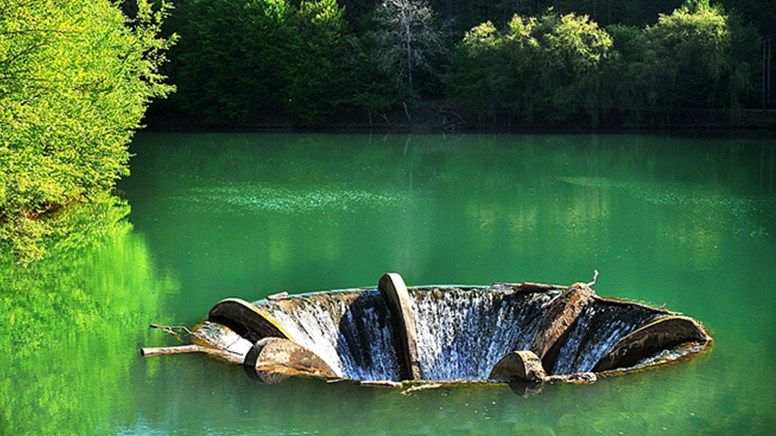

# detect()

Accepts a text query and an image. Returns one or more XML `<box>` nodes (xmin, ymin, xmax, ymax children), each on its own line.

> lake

<box><xmin>2</xmin><ymin>132</ymin><xmax>775</xmax><ymax>434</ymax></box>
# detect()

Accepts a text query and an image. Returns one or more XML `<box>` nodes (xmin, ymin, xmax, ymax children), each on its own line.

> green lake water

<box><xmin>2</xmin><ymin>132</ymin><xmax>776</xmax><ymax>434</ymax></box>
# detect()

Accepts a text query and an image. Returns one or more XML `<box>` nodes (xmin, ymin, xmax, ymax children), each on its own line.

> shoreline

<box><xmin>143</xmin><ymin>106</ymin><xmax>776</xmax><ymax>134</ymax></box>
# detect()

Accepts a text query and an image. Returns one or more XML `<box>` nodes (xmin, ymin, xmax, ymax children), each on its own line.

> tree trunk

<box><xmin>406</xmin><ymin>12</ymin><xmax>413</xmax><ymax>92</ymax></box>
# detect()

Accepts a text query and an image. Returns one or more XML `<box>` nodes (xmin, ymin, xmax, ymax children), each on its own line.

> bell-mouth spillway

<box><xmin>142</xmin><ymin>273</ymin><xmax>713</xmax><ymax>388</ymax></box>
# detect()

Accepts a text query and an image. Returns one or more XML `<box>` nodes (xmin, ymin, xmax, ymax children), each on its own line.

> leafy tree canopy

<box><xmin>446</xmin><ymin>10</ymin><xmax>613</xmax><ymax>123</ymax></box>
<box><xmin>0</xmin><ymin>0</ymin><xmax>174</xmax><ymax>263</ymax></box>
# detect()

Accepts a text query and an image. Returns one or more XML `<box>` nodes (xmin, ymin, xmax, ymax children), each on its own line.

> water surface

<box><xmin>2</xmin><ymin>132</ymin><xmax>775</xmax><ymax>433</ymax></box>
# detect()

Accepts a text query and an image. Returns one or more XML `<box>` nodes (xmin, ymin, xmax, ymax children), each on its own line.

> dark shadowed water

<box><xmin>2</xmin><ymin>132</ymin><xmax>775</xmax><ymax>434</ymax></box>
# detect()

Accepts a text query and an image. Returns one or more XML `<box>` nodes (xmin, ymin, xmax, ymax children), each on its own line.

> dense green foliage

<box><xmin>162</xmin><ymin>0</ymin><xmax>403</xmax><ymax>125</ymax></box>
<box><xmin>167</xmin><ymin>0</ymin><xmax>293</xmax><ymax>123</ymax></box>
<box><xmin>611</xmin><ymin>0</ymin><xmax>756</xmax><ymax>114</ymax></box>
<box><xmin>284</xmin><ymin>0</ymin><xmax>351</xmax><ymax>124</ymax></box>
<box><xmin>445</xmin><ymin>13</ymin><xmax>613</xmax><ymax>124</ymax></box>
<box><xmin>0</xmin><ymin>0</ymin><xmax>174</xmax><ymax>263</ymax></box>
<box><xmin>156</xmin><ymin>0</ymin><xmax>769</xmax><ymax>127</ymax></box>
<box><xmin>446</xmin><ymin>0</ymin><xmax>755</xmax><ymax>125</ymax></box>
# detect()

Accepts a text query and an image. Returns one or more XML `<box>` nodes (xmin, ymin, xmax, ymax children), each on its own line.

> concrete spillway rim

<box><xmin>593</xmin><ymin>315</ymin><xmax>713</xmax><ymax>374</ymax></box>
<box><xmin>233</xmin><ymin>282</ymin><xmax>567</xmax><ymax>301</ymax></box>
<box><xmin>203</xmin><ymin>286</ymin><xmax>713</xmax><ymax>386</ymax></box>
<box><xmin>591</xmin><ymin>295</ymin><xmax>675</xmax><ymax>315</ymax></box>
<box><xmin>208</xmin><ymin>298</ymin><xmax>295</xmax><ymax>342</ymax></box>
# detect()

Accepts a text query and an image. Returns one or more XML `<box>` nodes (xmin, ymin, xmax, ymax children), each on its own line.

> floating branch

<box><xmin>140</xmin><ymin>345</ymin><xmax>204</xmax><ymax>357</ymax></box>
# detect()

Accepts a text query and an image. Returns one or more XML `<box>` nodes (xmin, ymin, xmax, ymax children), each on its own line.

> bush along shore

<box><xmin>0</xmin><ymin>0</ymin><xmax>175</xmax><ymax>264</ymax></box>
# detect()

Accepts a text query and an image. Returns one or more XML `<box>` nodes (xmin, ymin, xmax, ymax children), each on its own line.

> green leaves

<box><xmin>170</xmin><ymin>0</ymin><xmax>351</xmax><ymax>125</ymax></box>
<box><xmin>446</xmin><ymin>11</ymin><xmax>614</xmax><ymax>124</ymax></box>
<box><xmin>642</xmin><ymin>0</ymin><xmax>735</xmax><ymax>108</ymax></box>
<box><xmin>282</xmin><ymin>0</ymin><xmax>349</xmax><ymax>125</ymax></box>
<box><xmin>605</xmin><ymin>0</ymin><xmax>754</xmax><ymax>119</ymax></box>
<box><xmin>0</xmin><ymin>0</ymin><xmax>174</xmax><ymax>263</ymax></box>
<box><xmin>446</xmin><ymin>0</ymin><xmax>755</xmax><ymax>126</ymax></box>
<box><xmin>168</xmin><ymin>0</ymin><xmax>399</xmax><ymax>126</ymax></box>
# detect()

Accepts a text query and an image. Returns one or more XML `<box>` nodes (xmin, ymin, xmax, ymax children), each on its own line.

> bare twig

<box><xmin>149</xmin><ymin>323</ymin><xmax>194</xmax><ymax>343</ymax></box>
<box><xmin>587</xmin><ymin>269</ymin><xmax>600</xmax><ymax>287</ymax></box>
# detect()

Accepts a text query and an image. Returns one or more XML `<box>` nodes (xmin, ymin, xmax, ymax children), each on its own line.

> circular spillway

<box><xmin>197</xmin><ymin>273</ymin><xmax>712</xmax><ymax>386</ymax></box>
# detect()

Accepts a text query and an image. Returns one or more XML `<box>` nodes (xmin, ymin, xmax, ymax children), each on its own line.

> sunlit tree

<box><xmin>445</xmin><ymin>11</ymin><xmax>613</xmax><ymax>124</ymax></box>
<box><xmin>645</xmin><ymin>0</ymin><xmax>732</xmax><ymax>108</ymax></box>
<box><xmin>0</xmin><ymin>0</ymin><xmax>174</xmax><ymax>262</ymax></box>
<box><xmin>609</xmin><ymin>0</ymin><xmax>754</xmax><ymax>115</ymax></box>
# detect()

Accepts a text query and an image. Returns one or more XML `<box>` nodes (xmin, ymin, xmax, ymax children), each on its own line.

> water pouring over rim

<box><xmin>141</xmin><ymin>271</ymin><xmax>713</xmax><ymax>390</ymax></box>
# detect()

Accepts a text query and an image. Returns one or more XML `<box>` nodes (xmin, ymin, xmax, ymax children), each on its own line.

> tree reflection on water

<box><xmin>0</xmin><ymin>195</ymin><xmax>177</xmax><ymax>434</ymax></box>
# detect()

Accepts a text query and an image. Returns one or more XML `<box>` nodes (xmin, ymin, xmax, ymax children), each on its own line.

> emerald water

<box><xmin>2</xmin><ymin>133</ymin><xmax>776</xmax><ymax>434</ymax></box>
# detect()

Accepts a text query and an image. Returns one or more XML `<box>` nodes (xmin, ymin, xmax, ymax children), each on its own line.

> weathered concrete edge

<box><xmin>379</xmin><ymin>273</ymin><xmax>422</xmax><ymax>381</ymax></box>
<box><xmin>488</xmin><ymin>350</ymin><xmax>547</xmax><ymax>383</ymax></box>
<box><xmin>251</xmin><ymin>337</ymin><xmax>338</xmax><ymax>383</ymax></box>
<box><xmin>593</xmin><ymin>315</ymin><xmax>713</xmax><ymax>372</ymax></box>
<box><xmin>592</xmin><ymin>294</ymin><xmax>674</xmax><ymax>315</ymax></box>
<box><xmin>190</xmin><ymin>318</ymin><xmax>339</xmax><ymax>381</ymax></box>
<box><xmin>208</xmin><ymin>298</ymin><xmax>294</xmax><ymax>342</ymax></box>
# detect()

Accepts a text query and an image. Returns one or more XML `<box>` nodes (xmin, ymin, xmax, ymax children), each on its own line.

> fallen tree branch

<box><xmin>140</xmin><ymin>342</ymin><xmax>242</xmax><ymax>361</ymax></box>
<box><xmin>140</xmin><ymin>345</ymin><xmax>205</xmax><ymax>357</ymax></box>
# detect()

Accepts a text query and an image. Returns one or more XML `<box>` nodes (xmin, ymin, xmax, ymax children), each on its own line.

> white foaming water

<box><xmin>552</xmin><ymin>302</ymin><xmax>659</xmax><ymax>374</ymax></box>
<box><xmin>254</xmin><ymin>287</ymin><xmax>667</xmax><ymax>381</ymax></box>
<box><xmin>259</xmin><ymin>290</ymin><xmax>400</xmax><ymax>381</ymax></box>
<box><xmin>409</xmin><ymin>287</ymin><xmax>556</xmax><ymax>381</ymax></box>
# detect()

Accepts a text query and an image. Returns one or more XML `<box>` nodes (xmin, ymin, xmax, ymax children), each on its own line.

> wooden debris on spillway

<box><xmin>529</xmin><ymin>282</ymin><xmax>596</xmax><ymax>371</ymax></box>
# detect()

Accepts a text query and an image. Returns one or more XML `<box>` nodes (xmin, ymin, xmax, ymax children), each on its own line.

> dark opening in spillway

<box><xmin>144</xmin><ymin>273</ymin><xmax>712</xmax><ymax>386</ymax></box>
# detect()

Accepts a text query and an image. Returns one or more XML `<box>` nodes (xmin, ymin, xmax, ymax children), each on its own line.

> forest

<box><xmin>149</xmin><ymin>0</ymin><xmax>776</xmax><ymax>127</ymax></box>
<box><xmin>1</xmin><ymin>0</ymin><xmax>775</xmax><ymax>262</ymax></box>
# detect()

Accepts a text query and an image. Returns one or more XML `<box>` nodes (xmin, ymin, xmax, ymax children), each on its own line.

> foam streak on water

<box><xmin>258</xmin><ymin>290</ymin><xmax>400</xmax><ymax>381</ymax></box>
<box><xmin>174</xmin><ymin>185</ymin><xmax>403</xmax><ymax>215</ymax></box>
<box><xmin>552</xmin><ymin>301</ymin><xmax>660</xmax><ymax>374</ymax></box>
<box><xmin>409</xmin><ymin>287</ymin><xmax>556</xmax><ymax>381</ymax></box>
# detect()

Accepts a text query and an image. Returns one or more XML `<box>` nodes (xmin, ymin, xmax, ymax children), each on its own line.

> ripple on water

<box><xmin>171</xmin><ymin>184</ymin><xmax>407</xmax><ymax>215</ymax></box>
<box><xmin>559</xmin><ymin>176</ymin><xmax>774</xmax><ymax>239</ymax></box>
